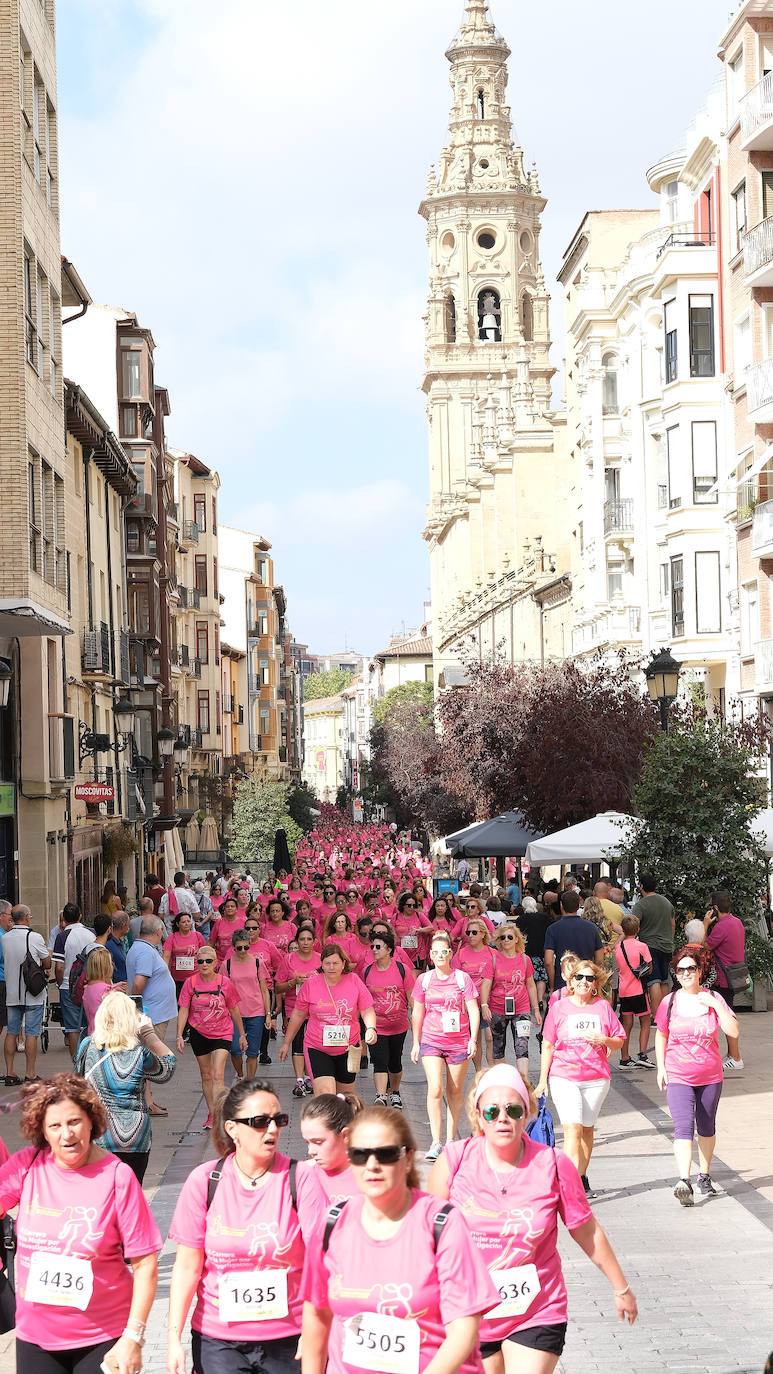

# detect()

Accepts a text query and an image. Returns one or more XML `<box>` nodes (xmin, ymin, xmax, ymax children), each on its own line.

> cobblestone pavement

<box><xmin>1</xmin><ymin>1010</ymin><xmax>771</xmax><ymax>1373</ymax></box>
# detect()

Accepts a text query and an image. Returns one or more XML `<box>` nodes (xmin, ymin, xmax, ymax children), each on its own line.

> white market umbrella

<box><xmin>172</xmin><ymin>826</ymin><xmax>185</xmax><ymax>872</ymax></box>
<box><xmin>163</xmin><ymin>832</ymin><xmax>177</xmax><ymax>880</ymax></box>
<box><xmin>185</xmin><ymin>816</ymin><xmax>201</xmax><ymax>854</ymax></box>
<box><xmin>525</xmin><ymin>810</ymin><xmax>638</xmax><ymax>866</ymax></box>
<box><xmin>200</xmin><ymin>815</ymin><xmax>219</xmax><ymax>853</ymax></box>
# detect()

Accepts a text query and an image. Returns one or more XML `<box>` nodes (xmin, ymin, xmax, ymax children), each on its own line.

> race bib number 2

<box><xmin>219</xmin><ymin>1267</ymin><xmax>288</xmax><ymax>1323</ymax></box>
<box><xmin>26</xmin><ymin>1252</ymin><xmax>93</xmax><ymax>1311</ymax></box>
<box><xmin>441</xmin><ymin>1010</ymin><xmax>460</xmax><ymax>1034</ymax></box>
<box><xmin>489</xmin><ymin>1264</ymin><xmax>541</xmax><ymax>1319</ymax></box>
<box><xmin>343</xmin><ymin>1312</ymin><xmax>420</xmax><ymax>1374</ymax></box>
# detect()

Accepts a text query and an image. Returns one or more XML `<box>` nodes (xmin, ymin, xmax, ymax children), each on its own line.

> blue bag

<box><xmin>526</xmin><ymin>1093</ymin><xmax>555</xmax><ymax>1146</ymax></box>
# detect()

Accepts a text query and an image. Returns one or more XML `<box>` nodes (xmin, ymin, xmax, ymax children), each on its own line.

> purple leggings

<box><xmin>666</xmin><ymin>1081</ymin><xmax>723</xmax><ymax>1140</ymax></box>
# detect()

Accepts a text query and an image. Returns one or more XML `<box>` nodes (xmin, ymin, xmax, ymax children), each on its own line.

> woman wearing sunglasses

<box><xmin>487</xmin><ymin>924</ymin><xmax>542</xmax><ymax>1079</ymax></box>
<box><xmin>302</xmin><ymin>1105</ymin><xmax>499</xmax><ymax>1374</ymax></box>
<box><xmin>278</xmin><ymin>943</ymin><xmax>376</xmax><ymax>1096</ymax></box>
<box><xmin>535</xmin><ymin>961</ymin><xmax>624</xmax><ymax>1194</ymax></box>
<box><xmin>427</xmin><ymin>1065</ymin><xmax>637</xmax><ymax>1372</ymax></box>
<box><xmin>451</xmin><ymin>896</ymin><xmax>496</xmax><ymax>947</ymax></box>
<box><xmin>276</xmin><ymin>926</ymin><xmax>321</xmax><ymax>1097</ymax></box>
<box><xmin>209</xmin><ymin>896</ymin><xmax>243</xmax><ymax>964</ymax></box>
<box><xmin>167</xmin><ymin>1079</ymin><xmax>304</xmax><ymax>1374</ymax></box>
<box><xmin>419</xmin><ymin>895</ymin><xmax>457</xmax><ymax>965</ymax></box>
<box><xmin>220</xmin><ymin>929</ymin><xmax>273</xmax><ymax>1083</ymax></box>
<box><xmin>394</xmin><ymin>891</ymin><xmax>431</xmax><ymax>967</ymax></box>
<box><xmin>453</xmin><ymin>920</ymin><xmax>495</xmax><ymax>1070</ymax></box>
<box><xmin>411</xmin><ymin>931</ymin><xmax>480</xmax><ymax>1162</ymax></box>
<box><xmin>175</xmin><ymin>948</ymin><xmax>247</xmax><ymax>1129</ymax></box>
<box><xmin>654</xmin><ymin>945</ymin><xmax>739</xmax><ymax>1206</ymax></box>
<box><xmin>362</xmin><ymin>925</ymin><xmax>416</xmax><ymax>1108</ymax></box>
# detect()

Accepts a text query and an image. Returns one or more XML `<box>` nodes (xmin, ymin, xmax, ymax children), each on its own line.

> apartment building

<box><xmin>301</xmin><ymin>694</ymin><xmax>344</xmax><ymax>801</ymax></box>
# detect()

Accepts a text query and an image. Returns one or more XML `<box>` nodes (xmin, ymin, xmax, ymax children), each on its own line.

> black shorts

<box><xmin>17</xmin><ymin>1337</ymin><xmax>115</xmax><ymax>1374</ymax></box>
<box><xmin>307</xmin><ymin>1045</ymin><xmax>356</xmax><ymax>1084</ymax></box>
<box><xmin>480</xmin><ymin>1322</ymin><xmax>567</xmax><ymax>1360</ymax></box>
<box><xmin>649</xmin><ymin>949</ymin><xmax>672</xmax><ymax>983</ymax></box>
<box><xmin>193</xmin><ymin>1329</ymin><xmax>299</xmax><ymax>1374</ymax></box>
<box><xmin>369</xmin><ymin>1030</ymin><xmax>407</xmax><ymax>1075</ymax></box>
<box><xmin>188</xmin><ymin>1025</ymin><xmax>232</xmax><ymax>1058</ymax></box>
<box><xmin>619</xmin><ymin>993</ymin><xmax>649</xmax><ymax>1016</ymax></box>
<box><xmin>291</xmin><ymin>1021</ymin><xmax>307</xmax><ymax>1056</ymax></box>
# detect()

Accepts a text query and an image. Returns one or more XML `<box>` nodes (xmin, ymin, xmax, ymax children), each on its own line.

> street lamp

<box><xmin>644</xmin><ymin>646</ymin><xmax>682</xmax><ymax>732</ymax></box>
<box><xmin>114</xmin><ymin>695</ymin><xmax>135</xmax><ymax>736</ymax></box>
<box><xmin>0</xmin><ymin>658</ymin><xmax>12</xmax><ymax>710</ymax></box>
<box><xmin>157</xmin><ymin>727</ymin><xmax>175</xmax><ymax>759</ymax></box>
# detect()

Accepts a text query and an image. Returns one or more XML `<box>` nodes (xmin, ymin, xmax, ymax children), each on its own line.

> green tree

<box><xmin>230</xmin><ymin>778</ymin><xmax>302</xmax><ymax>861</ymax></box>
<box><xmin>287</xmin><ymin>783</ymin><xmax>318</xmax><ymax>834</ymax></box>
<box><xmin>622</xmin><ymin>711</ymin><xmax>771</xmax><ymax>928</ymax></box>
<box><xmin>303</xmin><ymin>668</ymin><xmax>354</xmax><ymax>701</ymax></box>
<box><xmin>371</xmin><ymin>680</ymin><xmax>434</xmax><ymax>726</ymax></box>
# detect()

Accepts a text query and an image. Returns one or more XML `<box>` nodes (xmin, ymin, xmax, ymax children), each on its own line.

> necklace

<box><xmin>234</xmin><ymin>1157</ymin><xmax>270</xmax><ymax>1188</ymax></box>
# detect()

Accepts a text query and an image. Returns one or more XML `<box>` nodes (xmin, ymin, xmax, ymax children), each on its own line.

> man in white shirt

<box><xmin>158</xmin><ymin>871</ymin><xmax>199</xmax><ymax>935</ymax></box>
<box><xmin>2</xmin><ymin>905</ymin><xmax>51</xmax><ymax>1083</ymax></box>
<box><xmin>52</xmin><ymin>901</ymin><xmax>95</xmax><ymax>1057</ymax></box>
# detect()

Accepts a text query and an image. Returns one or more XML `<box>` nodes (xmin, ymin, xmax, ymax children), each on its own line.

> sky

<box><xmin>56</xmin><ymin>0</ymin><xmax>734</xmax><ymax>654</ymax></box>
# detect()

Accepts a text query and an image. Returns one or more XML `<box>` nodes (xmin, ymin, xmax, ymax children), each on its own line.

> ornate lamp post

<box><xmin>644</xmin><ymin>647</ymin><xmax>682</xmax><ymax>733</ymax></box>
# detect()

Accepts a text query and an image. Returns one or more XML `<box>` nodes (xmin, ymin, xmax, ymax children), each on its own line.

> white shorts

<box><xmin>549</xmin><ymin>1075</ymin><xmax>610</xmax><ymax>1127</ymax></box>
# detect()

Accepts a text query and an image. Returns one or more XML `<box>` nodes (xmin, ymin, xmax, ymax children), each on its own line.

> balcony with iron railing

<box><xmin>755</xmin><ymin>637</ymin><xmax>773</xmax><ymax>692</ymax></box>
<box><xmin>603</xmin><ymin>498</ymin><xmax>634</xmax><ymax>536</ymax></box>
<box><xmin>178</xmin><ymin>519</ymin><xmax>199</xmax><ymax>548</ymax></box>
<box><xmin>740</xmin><ymin>71</ymin><xmax>773</xmax><ymax>152</ymax></box>
<box><xmin>743</xmin><ymin>216</ymin><xmax>773</xmax><ymax>288</ymax></box>
<box><xmin>746</xmin><ymin>356</ymin><xmax>773</xmax><ymax>420</ymax></box>
<box><xmin>190</xmin><ymin>657</ymin><xmax>202</xmax><ymax>679</ymax></box>
<box><xmin>82</xmin><ymin>622</ymin><xmax>111</xmax><ymax>676</ymax></box>
<box><xmin>752</xmin><ymin>497</ymin><xmax>773</xmax><ymax>558</ymax></box>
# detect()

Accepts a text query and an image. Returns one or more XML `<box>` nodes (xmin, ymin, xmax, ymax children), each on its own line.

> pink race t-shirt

<box><xmin>413</xmin><ymin>968</ymin><xmax>477</xmax><ymax>1052</ymax></box>
<box><xmin>302</xmin><ymin>1190</ymin><xmax>498</xmax><ymax>1374</ymax></box>
<box><xmin>394</xmin><ymin>910</ymin><xmax>431</xmax><ymax>962</ymax></box>
<box><xmin>489</xmin><ymin>953</ymin><xmax>534</xmax><ymax>1015</ymax></box>
<box><xmin>450</xmin><ymin>915</ymin><xmax>496</xmax><ymax>946</ymax></box>
<box><xmin>443</xmin><ymin>1135</ymin><xmax>591</xmax><ymax>1338</ymax></box>
<box><xmin>82</xmin><ymin>981</ymin><xmax>111</xmax><ymax>1035</ymax></box>
<box><xmin>295</xmin><ymin>1160</ymin><xmax>360</xmax><ymax>1244</ymax></box>
<box><xmin>614</xmin><ymin>938</ymin><xmax>652</xmax><ymax>1000</ymax></box>
<box><xmin>654</xmin><ymin>992</ymin><xmax>723</xmax><ymax>1085</ymax></box>
<box><xmin>164</xmin><ymin>930</ymin><xmax>205</xmax><ymax>982</ymax></box>
<box><xmin>218</xmin><ymin>955</ymin><xmax>266</xmax><ymax>1019</ymax></box>
<box><xmin>179</xmin><ymin>973</ymin><xmax>240</xmax><ymax>1039</ymax></box>
<box><xmin>0</xmin><ymin>1147</ymin><xmax>160</xmax><ymax>1350</ymax></box>
<box><xmin>294</xmin><ymin>971</ymin><xmax>373</xmax><ymax>1051</ymax></box>
<box><xmin>419</xmin><ymin>916</ymin><xmax>456</xmax><ymax>960</ymax></box>
<box><xmin>275</xmin><ymin>951</ymin><xmax>321</xmax><ymax>1016</ymax></box>
<box><xmin>260</xmin><ymin>920</ymin><xmax>296</xmax><ymax>955</ymax></box>
<box><xmin>168</xmin><ymin>1152</ymin><xmax>304</xmax><ymax>1341</ymax></box>
<box><xmin>361</xmin><ymin>960</ymin><xmax>416</xmax><ymax>1034</ymax></box>
<box><xmin>349</xmin><ymin>938</ymin><xmax>376</xmax><ymax>981</ymax></box>
<box><xmin>249</xmin><ymin>938</ymin><xmax>281</xmax><ymax>990</ymax></box>
<box><xmin>542</xmin><ymin>997</ymin><xmax>624</xmax><ymax>1082</ymax></box>
<box><xmin>452</xmin><ymin>945</ymin><xmax>495</xmax><ymax>995</ymax></box>
<box><xmin>209</xmin><ymin>916</ymin><xmax>242</xmax><ymax>963</ymax></box>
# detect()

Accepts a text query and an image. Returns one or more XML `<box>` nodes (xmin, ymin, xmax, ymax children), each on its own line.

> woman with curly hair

<box><xmin>655</xmin><ymin>944</ymin><xmax>739</xmax><ymax>1206</ymax></box>
<box><xmin>0</xmin><ymin>1071</ymin><xmax>160</xmax><ymax>1374</ymax></box>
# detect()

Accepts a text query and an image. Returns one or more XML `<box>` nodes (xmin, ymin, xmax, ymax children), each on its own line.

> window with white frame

<box><xmin>728</xmin><ymin>50</ymin><xmax>744</xmax><ymax>122</ymax></box>
<box><xmin>740</xmin><ymin>580</ymin><xmax>759</xmax><ymax>656</ymax></box>
<box><xmin>23</xmin><ymin>249</ymin><xmax>35</xmax><ymax>366</ymax></box>
<box><xmin>695</xmin><ymin>552</ymin><xmax>721</xmax><ymax>634</ymax></box>
<box><xmin>48</xmin><ymin>285</ymin><xmax>58</xmax><ymax>396</ymax></box>
<box><xmin>664</xmin><ymin>299</ymin><xmax>677</xmax><ymax>383</ymax></box>
<box><xmin>734</xmin><ymin>313</ymin><xmax>751</xmax><ymax>381</ymax></box>
<box><xmin>666</xmin><ymin>426</ymin><xmax>680</xmax><ymax>508</ymax></box>
<box><xmin>607</xmin><ymin>561</ymin><xmax>623</xmax><ymax>600</ymax></box>
<box><xmin>670</xmin><ymin>555</ymin><xmax>684</xmax><ymax>637</ymax></box>
<box><xmin>665</xmin><ymin>180</ymin><xmax>679</xmax><ymax>223</ymax></box>
<box><xmin>659</xmin><ymin>562</ymin><xmax>670</xmax><ymax>604</ymax></box>
<box><xmin>733</xmin><ymin>183</ymin><xmax>746</xmax><ymax>253</ymax></box>
<box><xmin>602</xmin><ymin>354</ymin><xmax>619</xmax><ymax>414</ymax></box>
<box><xmin>692</xmin><ymin>421</ymin><xmax>718</xmax><ymax>504</ymax></box>
<box><xmin>121</xmin><ymin>349</ymin><xmax>141</xmax><ymax>399</ymax></box>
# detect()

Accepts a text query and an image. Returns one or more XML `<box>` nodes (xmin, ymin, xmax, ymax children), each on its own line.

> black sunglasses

<box><xmin>197</xmin><ymin>957</ymin><xmax>215</xmax><ymax>965</ymax></box>
<box><xmin>233</xmin><ymin>945</ymin><xmax>249</xmax><ymax>952</ymax></box>
<box><xmin>232</xmin><ymin>1112</ymin><xmax>289</xmax><ymax>1130</ymax></box>
<box><xmin>403</xmin><ymin>901</ymin><xmax>416</xmax><ymax>907</ymax></box>
<box><xmin>481</xmin><ymin>1103</ymin><xmax>525</xmax><ymax>1122</ymax></box>
<box><xmin>348</xmin><ymin>1145</ymin><xmax>406</xmax><ymax>1166</ymax></box>
<box><xmin>466</xmin><ymin>927</ymin><xmax>481</xmax><ymax>936</ymax></box>
<box><xmin>574</xmin><ymin>973</ymin><xmax>596</xmax><ymax>983</ymax></box>
<box><xmin>676</xmin><ymin>964</ymin><xmax>698</xmax><ymax>973</ymax></box>
<box><xmin>499</xmin><ymin>934</ymin><xmax>516</xmax><ymax>941</ymax></box>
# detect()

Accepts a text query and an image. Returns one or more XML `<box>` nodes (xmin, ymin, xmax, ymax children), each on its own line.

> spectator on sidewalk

<box><xmin>2</xmin><ymin>905</ymin><xmax>51</xmax><ymax>1083</ymax></box>
<box><xmin>107</xmin><ymin>911</ymin><xmax>130</xmax><ymax>982</ymax></box>
<box><xmin>52</xmin><ymin>900</ymin><xmax>95</xmax><ymax>1057</ymax></box>
<box><xmin>633</xmin><ymin>873</ymin><xmax>675</xmax><ymax>1014</ymax></box>
<box><xmin>130</xmin><ymin>896</ymin><xmax>155</xmax><ymax>944</ymax></box>
<box><xmin>144</xmin><ymin>871</ymin><xmax>165</xmax><ymax>914</ymax></box>
<box><xmin>543</xmin><ymin>890</ymin><xmax>604</xmax><ymax>993</ymax></box>
<box><xmin>127</xmin><ymin>915</ymin><xmax>177</xmax><ymax>1117</ymax></box>
<box><xmin>0</xmin><ymin>899</ymin><xmax>12</xmax><ymax>1032</ymax></box>
<box><xmin>704</xmin><ymin>891</ymin><xmax>746</xmax><ymax>1071</ymax></box>
<box><xmin>159</xmin><ymin>871</ymin><xmax>200</xmax><ymax>936</ymax></box>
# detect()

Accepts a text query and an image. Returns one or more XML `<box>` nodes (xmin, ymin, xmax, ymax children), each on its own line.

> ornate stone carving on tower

<box><xmin>421</xmin><ymin>1</ymin><xmax>570</xmax><ymax>683</ymax></box>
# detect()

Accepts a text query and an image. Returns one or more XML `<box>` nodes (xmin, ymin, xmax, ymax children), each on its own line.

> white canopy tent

<box><xmin>525</xmin><ymin>811</ymin><xmax>638</xmax><ymax>866</ymax></box>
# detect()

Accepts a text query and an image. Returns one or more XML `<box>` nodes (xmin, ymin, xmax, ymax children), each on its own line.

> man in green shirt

<box><xmin>633</xmin><ymin>872</ymin><xmax>675</xmax><ymax>1013</ymax></box>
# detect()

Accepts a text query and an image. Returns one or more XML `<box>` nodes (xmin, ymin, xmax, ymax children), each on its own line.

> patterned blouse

<box><xmin>75</xmin><ymin>1032</ymin><xmax>176</xmax><ymax>1154</ymax></box>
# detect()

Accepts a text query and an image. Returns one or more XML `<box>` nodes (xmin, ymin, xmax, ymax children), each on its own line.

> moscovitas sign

<box><xmin>74</xmin><ymin>783</ymin><xmax>115</xmax><ymax>802</ymax></box>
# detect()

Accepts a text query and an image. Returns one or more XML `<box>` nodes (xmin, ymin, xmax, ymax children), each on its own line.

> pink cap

<box><xmin>473</xmin><ymin>1064</ymin><xmax>531</xmax><ymax>1111</ymax></box>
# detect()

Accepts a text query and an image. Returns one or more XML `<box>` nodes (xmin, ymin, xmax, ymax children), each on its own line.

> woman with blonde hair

<box><xmin>75</xmin><ymin>989</ymin><xmax>176</xmax><ymax>1183</ymax></box>
<box><xmin>485</xmin><ymin>923</ymin><xmax>541</xmax><ymax>1078</ymax></box>
<box><xmin>82</xmin><ymin>946</ymin><xmax>117</xmax><ymax>1035</ymax></box>
<box><xmin>581</xmin><ymin>895</ymin><xmax>621</xmax><ymax>993</ymax></box>
<box><xmin>411</xmin><ymin>930</ymin><xmax>479</xmax><ymax>1162</ymax></box>
<box><xmin>427</xmin><ymin>1064</ymin><xmax>637</xmax><ymax>1372</ymax></box>
<box><xmin>536</xmin><ymin>960</ymin><xmax>624</xmax><ymax>1197</ymax></box>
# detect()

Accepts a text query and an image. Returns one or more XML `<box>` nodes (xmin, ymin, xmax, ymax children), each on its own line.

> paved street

<box><xmin>0</xmin><ymin>1008</ymin><xmax>771</xmax><ymax>1373</ymax></box>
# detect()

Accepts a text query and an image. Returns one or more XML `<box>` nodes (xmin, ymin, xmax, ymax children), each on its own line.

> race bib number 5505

<box><xmin>342</xmin><ymin>1312</ymin><xmax>420</xmax><ymax>1374</ymax></box>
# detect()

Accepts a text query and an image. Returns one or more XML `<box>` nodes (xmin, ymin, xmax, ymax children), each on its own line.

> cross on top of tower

<box><xmin>447</xmin><ymin>0</ymin><xmax>510</xmax><ymax>59</ymax></box>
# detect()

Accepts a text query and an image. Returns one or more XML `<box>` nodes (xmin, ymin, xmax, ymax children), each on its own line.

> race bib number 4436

<box><xmin>26</xmin><ymin>1252</ymin><xmax>93</xmax><ymax>1310</ymax></box>
<box><xmin>219</xmin><ymin>1268</ymin><xmax>288</xmax><ymax>1323</ymax></box>
<box><xmin>342</xmin><ymin>1312</ymin><xmax>420</xmax><ymax>1374</ymax></box>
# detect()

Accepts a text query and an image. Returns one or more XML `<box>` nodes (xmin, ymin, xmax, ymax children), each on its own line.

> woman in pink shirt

<box><xmin>163</xmin><ymin>912</ymin><xmax>206</xmax><ymax>1000</ymax></box>
<box><xmin>536</xmin><ymin>961</ymin><xmax>624</xmax><ymax>1196</ymax></box>
<box><xmin>302</xmin><ymin>1104</ymin><xmax>499</xmax><ymax>1374</ymax></box>
<box><xmin>261</xmin><ymin>899</ymin><xmax>296</xmax><ymax>956</ymax></box>
<box><xmin>362</xmin><ymin>926</ymin><xmax>416</xmax><ymax>1108</ymax></box>
<box><xmin>278</xmin><ymin>944</ymin><xmax>376</xmax><ymax>1096</ymax></box>
<box><xmin>209</xmin><ymin>896</ymin><xmax>243</xmax><ymax>964</ymax></box>
<box><xmin>453</xmin><ymin>918</ymin><xmax>496</xmax><ymax>1070</ymax></box>
<box><xmin>411</xmin><ymin>931</ymin><xmax>480</xmax><ymax>1163</ymax></box>
<box><xmin>167</xmin><ymin>1079</ymin><xmax>304</xmax><ymax>1374</ymax></box>
<box><xmin>176</xmin><ymin>947</ymin><xmax>247</xmax><ymax>1129</ymax></box>
<box><xmin>394</xmin><ymin>891</ymin><xmax>431</xmax><ymax>967</ymax></box>
<box><xmin>419</xmin><ymin>895</ymin><xmax>456</xmax><ymax>964</ymax></box>
<box><xmin>485</xmin><ymin>924</ymin><xmax>542</xmax><ymax>1080</ymax></box>
<box><xmin>614</xmin><ymin>914</ymin><xmax>653</xmax><ymax>1068</ymax></box>
<box><xmin>451</xmin><ymin>896</ymin><xmax>496</xmax><ymax>947</ymax></box>
<box><xmin>81</xmin><ymin>946</ymin><xmax>116</xmax><ymax>1036</ymax></box>
<box><xmin>322</xmin><ymin>910</ymin><xmax>357</xmax><ymax>961</ymax></box>
<box><xmin>427</xmin><ymin>1065</ymin><xmax>637</xmax><ymax>1371</ymax></box>
<box><xmin>219</xmin><ymin>929</ymin><xmax>273</xmax><ymax>1082</ymax></box>
<box><xmin>0</xmin><ymin>1072</ymin><xmax>160</xmax><ymax>1374</ymax></box>
<box><xmin>295</xmin><ymin>1092</ymin><xmax>363</xmax><ymax>1243</ymax></box>
<box><xmin>655</xmin><ymin>945</ymin><xmax>738</xmax><ymax>1206</ymax></box>
<box><xmin>275</xmin><ymin>927</ymin><xmax>321</xmax><ymax>1098</ymax></box>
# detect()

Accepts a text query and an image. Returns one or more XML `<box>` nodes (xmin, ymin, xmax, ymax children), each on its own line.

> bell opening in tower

<box><xmin>445</xmin><ymin>292</ymin><xmax>457</xmax><ymax>343</ymax></box>
<box><xmin>478</xmin><ymin>289</ymin><xmax>501</xmax><ymax>342</ymax></box>
<box><xmin>477</xmin><ymin>88</ymin><xmax>485</xmax><ymax>119</ymax></box>
<box><xmin>520</xmin><ymin>292</ymin><xmax>533</xmax><ymax>341</ymax></box>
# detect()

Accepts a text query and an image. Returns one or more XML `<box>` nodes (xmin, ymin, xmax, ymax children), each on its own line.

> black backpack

<box><xmin>207</xmin><ymin>1157</ymin><xmax>298</xmax><ymax>1210</ymax></box>
<box><xmin>322</xmin><ymin>1199</ymin><xmax>452</xmax><ymax>1252</ymax></box>
<box><xmin>20</xmin><ymin>932</ymin><xmax>47</xmax><ymax>999</ymax></box>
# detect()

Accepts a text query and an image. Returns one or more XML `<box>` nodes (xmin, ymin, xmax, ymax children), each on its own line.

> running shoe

<box><xmin>374</xmin><ymin>1094</ymin><xmax>388</xmax><ymax>1106</ymax></box>
<box><xmin>424</xmin><ymin>1141</ymin><xmax>443</xmax><ymax>1161</ymax></box>
<box><xmin>390</xmin><ymin>1091</ymin><xmax>404</xmax><ymax>1109</ymax></box>
<box><xmin>259</xmin><ymin>1053</ymin><xmax>272</xmax><ymax>1065</ymax></box>
<box><xmin>674</xmin><ymin>1178</ymin><xmax>694</xmax><ymax>1207</ymax></box>
<box><xmin>303</xmin><ymin>1077</ymin><xmax>314</xmax><ymax>1095</ymax></box>
<box><xmin>580</xmin><ymin>1174</ymin><xmax>593</xmax><ymax>1197</ymax></box>
<box><xmin>697</xmin><ymin>1173</ymin><xmax>717</xmax><ymax>1196</ymax></box>
<box><xmin>619</xmin><ymin>1058</ymin><xmax>636</xmax><ymax>1069</ymax></box>
<box><xmin>723</xmin><ymin>1056</ymin><xmax>744</xmax><ymax>1070</ymax></box>
<box><xmin>292</xmin><ymin>1080</ymin><xmax>305</xmax><ymax>1098</ymax></box>
<box><xmin>636</xmin><ymin>1053</ymin><xmax>655</xmax><ymax>1068</ymax></box>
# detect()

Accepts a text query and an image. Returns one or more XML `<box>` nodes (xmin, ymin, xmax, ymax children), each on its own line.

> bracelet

<box><xmin>122</xmin><ymin>1326</ymin><xmax>146</xmax><ymax>1346</ymax></box>
<box><xmin>614</xmin><ymin>1284</ymin><xmax>630</xmax><ymax>1298</ymax></box>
